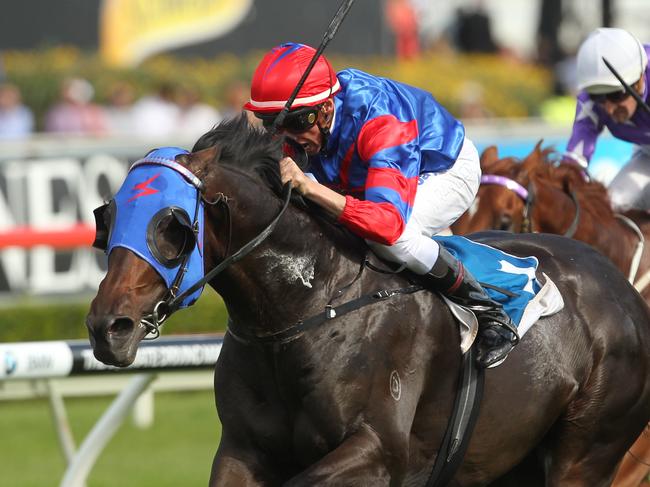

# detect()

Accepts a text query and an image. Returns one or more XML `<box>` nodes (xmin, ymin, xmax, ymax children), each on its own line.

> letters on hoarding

<box><xmin>0</xmin><ymin>153</ymin><xmax>128</xmax><ymax>295</ymax></box>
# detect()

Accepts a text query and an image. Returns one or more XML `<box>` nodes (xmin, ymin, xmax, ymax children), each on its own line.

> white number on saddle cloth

<box><xmin>498</xmin><ymin>260</ymin><xmax>537</xmax><ymax>295</ymax></box>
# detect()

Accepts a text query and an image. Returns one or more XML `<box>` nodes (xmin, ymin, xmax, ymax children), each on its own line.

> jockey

<box><xmin>244</xmin><ymin>42</ymin><xmax>518</xmax><ymax>368</ymax></box>
<box><xmin>567</xmin><ymin>28</ymin><xmax>650</xmax><ymax>209</ymax></box>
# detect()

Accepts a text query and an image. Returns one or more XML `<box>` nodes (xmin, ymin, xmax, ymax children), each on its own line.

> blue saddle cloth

<box><xmin>433</xmin><ymin>236</ymin><xmax>542</xmax><ymax>327</ymax></box>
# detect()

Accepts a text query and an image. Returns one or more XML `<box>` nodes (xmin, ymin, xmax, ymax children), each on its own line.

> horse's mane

<box><xmin>526</xmin><ymin>147</ymin><xmax>615</xmax><ymax>220</ymax></box>
<box><xmin>192</xmin><ymin>114</ymin><xmax>365</xmax><ymax>251</ymax></box>
<box><xmin>485</xmin><ymin>144</ymin><xmax>615</xmax><ymax>220</ymax></box>
<box><xmin>193</xmin><ymin>114</ymin><xmax>285</xmax><ymax>193</ymax></box>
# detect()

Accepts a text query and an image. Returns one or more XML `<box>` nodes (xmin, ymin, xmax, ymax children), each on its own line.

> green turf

<box><xmin>0</xmin><ymin>390</ymin><xmax>221</xmax><ymax>487</ymax></box>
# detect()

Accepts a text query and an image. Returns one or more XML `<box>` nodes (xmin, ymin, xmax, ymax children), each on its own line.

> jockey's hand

<box><xmin>280</xmin><ymin>156</ymin><xmax>312</xmax><ymax>195</ymax></box>
<box><xmin>280</xmin><ymin>156</ymin><xmax>346</xmax><ymax>217</ymax></box>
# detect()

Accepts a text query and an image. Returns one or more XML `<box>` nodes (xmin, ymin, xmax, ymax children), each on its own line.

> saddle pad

<box><xmin>433</xmin><ymin>236</ymin><xmax>564</xmax><ymax>329</ymax></box>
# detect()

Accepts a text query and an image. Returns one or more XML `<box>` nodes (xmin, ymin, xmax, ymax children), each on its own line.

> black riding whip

<box><xmin>602</xmin><ymin>56</ymin><xmax>650</xmax><ymax>114</ymax></box>
<box><xmin>272</xmin><ymin>0</ymin><xmax>355</xmax><ymax>132</ymax></box>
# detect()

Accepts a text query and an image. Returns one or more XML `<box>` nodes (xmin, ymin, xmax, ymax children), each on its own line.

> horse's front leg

<box><xmin>209</xmin><ymin>441</ymin><xmax>277</xmax><ymax>487</ymax></box>
<box><xmin>284</xmin><ymin>423</ymin><xmax>394</xmax><ymax>487</ymax></box>
<box><xmin>209</xmin><ymin>452</ymin><xmax>259</xmax><ymax>487</ymax></box>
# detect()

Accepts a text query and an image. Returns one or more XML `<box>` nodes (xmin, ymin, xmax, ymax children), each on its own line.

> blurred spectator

<box><xmin>0</xmin><ymin>82</ymin><xmax>34</xmax><ymax>139</ymax></box>
<box><xmin>44</xmin><ymin>77</ymin><xmax>107</xmax><ymax>135</ymax></box>
<box><xmin>176</xmin><ymin>85</ymin><xmax>221</xmax><ymax>138</ymax></box>
<box><xmin>131</xmin><ymin>83</ymin><xmax>180</xmax><ymax>138</ymax></box>
<box><xmin>0</xmin><ymin>52</ymin><xmax>6</xmax><ymax>82</ymax></box>
<box><xmin>103</xmin><ymin>81</ymin><xmax>136</xmax><ymax>135</ymax></box>
<box><xmin>453</xmin><ymin>3</ymin><xmax>498</xmax><ymax>54</ymax></box>
<box><xmin>536</xmin><ymin>0</ymin><xmax>567</xmax><ymax>95</ymax></box>
<box><xmin>221</xmin><ymin>79</ymin><xmax>260</xmax><ymax>126</ymax></box>
<box><xmin>536</xmin><ymin>0</ymin><xmax>563</xmax><ymax>68</ymax></box>
<box><xmin>384</xmin><ymin>0</ymin><xmax>420</xmax><ymax>60</ymax></box>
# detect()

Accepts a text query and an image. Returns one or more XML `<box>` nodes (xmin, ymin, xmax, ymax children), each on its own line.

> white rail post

<box><xmin>59</xmin><ymin>373</ymin><xmax>157</xmax><ymax>487</ymax></box>
<box><xmin>132</xmin><ymin>386</ymin><xmax>155</xmax><ymax>429</ymax></box>
<box><xmin>45</xmin><ymin>379</ymin><xmax>77</xmax><ymax>464</ymax></box>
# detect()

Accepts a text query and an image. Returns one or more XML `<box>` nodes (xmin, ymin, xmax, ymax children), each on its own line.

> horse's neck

<box><xmin>532</xmin><ymin>180</ymin><xmax>580</xmax><ymax>234</ymax></box>
<box><xmin>532</xmin><ymin>178</ymin><xmax>638</xmax><ymax>267</ymax></box>
<box><xmin>212</xmin><ymin>201</ymin><xmax>366</xmax><ymax>334</ymax></box>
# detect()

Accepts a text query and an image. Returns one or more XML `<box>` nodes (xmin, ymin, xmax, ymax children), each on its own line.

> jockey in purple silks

<box><xmin>244</xmin><ymin>42</ymin><xmax>519</xmax><ymax>368</ymax></box>
<box><xmin>566</xmin><ymin>28</ymin><xmax>650</xmax><ymax>210</ymax></box>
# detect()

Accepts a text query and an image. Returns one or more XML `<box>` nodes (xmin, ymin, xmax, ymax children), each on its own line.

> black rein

<box><xmin>168</xmin><ymin>183</ymin><xmax>294</xmax><ymax>313</ymax></box>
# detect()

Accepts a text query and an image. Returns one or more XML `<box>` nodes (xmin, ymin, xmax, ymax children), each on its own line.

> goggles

<box><xmin>255</xmin><ymin>106</ymin><xmax>320</xmax><ymax>133</ymax></box>
<box><xmin>589</xmin><ymin>90</ymin><xmax>631</xmax><ymax>104</ymax></box>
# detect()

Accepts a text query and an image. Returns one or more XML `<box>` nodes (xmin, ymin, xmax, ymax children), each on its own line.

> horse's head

<box><xmin>456</xmin><ymin>141</ymin><xmax>614</xmax><ymax>238</ymax></box>
<box><xmin>86</xmin><ymin>116</ymin><xmax>310</xmax><ymax>366</ymax></box>
<box><xmin>455</xmin><ymin>145</ymin><xmax>540</xmax><ymax>234</ymax></box>
<box><xmin>86</xmin><ymin>145</ymin><xmax>226</xmax><ymax>366</ymax></box>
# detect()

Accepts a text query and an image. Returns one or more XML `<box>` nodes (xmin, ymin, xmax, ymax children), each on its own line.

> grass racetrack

<box><xmin>1</xmin><ymin>287</ymin><xmax>228</xmax><ymax>486</ymax></box>
<box><xmin>0</xmin><ymin>390</ymin><xmax>222</xmax><ymax>487</ymax></box>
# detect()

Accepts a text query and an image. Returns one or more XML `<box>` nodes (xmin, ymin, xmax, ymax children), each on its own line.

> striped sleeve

<box><xmin>338</xmin><ymin>114</ymin><xmax>420</xmax><ymax>245</ymax></box>
<box><xmin>566</xmin><ymin>95</ymin><xmax>604</xmax><ymax>163</ymax></box>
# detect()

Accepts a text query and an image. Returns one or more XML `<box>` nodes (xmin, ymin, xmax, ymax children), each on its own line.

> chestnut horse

<box><xmin>87</xmin><ymin>117</ymin><xmax>650</xmax><ymax>486</ymax></box>
<box><xmin>452</xmin><ymin>143</ymin><xmax>650</xmax><ymax>485</ymax></box>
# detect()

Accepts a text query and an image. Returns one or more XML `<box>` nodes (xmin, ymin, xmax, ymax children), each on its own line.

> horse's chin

<box><xmin>90</xmin><ymin>323</ymin><xmax>147</xmax><ymax>367</ymax></box>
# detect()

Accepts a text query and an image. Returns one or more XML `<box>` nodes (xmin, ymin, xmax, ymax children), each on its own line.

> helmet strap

<box><xmin>319</xmin><ymin>125</ymin><xmax>331</xmax><ymax>156</ymax></box>
<box><xmin>318</xmin><ymin>102</ymin><xmax>334</xmax><ymax>155</ymax></box>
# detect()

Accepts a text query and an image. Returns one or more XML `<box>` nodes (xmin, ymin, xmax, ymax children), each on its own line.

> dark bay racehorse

<box><xmin>87</xmin><ymin>117</ymin><xmax>650</xmax><ymax>486</ymax></box>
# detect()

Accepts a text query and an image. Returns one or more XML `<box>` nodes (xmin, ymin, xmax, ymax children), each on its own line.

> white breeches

<box><xmin>608</xmin><ymin>147</ymin><xmax>650</xmax><ymax>210</ymax></box>
<box><xmin>368</xmin><ymin>137</ymin><xmax>481</xmax><ymax>274</ymax></box>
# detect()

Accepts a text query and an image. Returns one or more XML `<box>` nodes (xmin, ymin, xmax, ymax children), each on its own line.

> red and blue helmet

<box><xmin>244</xmin><ymin>43</ymin><xmax>340</xmax><ymax>114</ymax></box>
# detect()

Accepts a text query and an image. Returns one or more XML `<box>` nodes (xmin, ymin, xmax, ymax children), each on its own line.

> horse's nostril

<box><xmin>498</xmin><ymin>215</ymin><xmax>513</xmax><ymax>231</ymax></box>
<box><xmin>107</xmin><ymin>317</ymin><xmax>135</xmax><ymax>338</ymax></box>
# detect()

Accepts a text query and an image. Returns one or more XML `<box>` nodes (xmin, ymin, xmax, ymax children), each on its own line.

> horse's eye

<box><xmin>147</xmin><ymin>208</ymin><xmax>196</xmax><ymax>267</ymax></box>
<box><xmin>158</xmin><ymin>217</ymin><xmax>193</xmax><ymax>259</ymax></box>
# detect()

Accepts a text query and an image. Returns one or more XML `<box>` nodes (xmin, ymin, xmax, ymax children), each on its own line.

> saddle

<box><xmin>446</xmin><ymin>272</ymin><xmax>564</xmax><ymax>354</ymax></box>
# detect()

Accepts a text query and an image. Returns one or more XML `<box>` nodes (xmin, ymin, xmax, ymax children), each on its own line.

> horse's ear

<box><xmin>176</xmin><ymin>153</ymin><xmax>191</xmax><ymax>166</ymax></box>
<box><xmin>192</xmin><ymin>145</ymin><xmax>222</xmax><ymax>165</ymax></box>
<box><xmin>480</xmin><ymin>146</ymin><xmax>499</xmax><ymax>171</ymax></box>
<box><xmin>521</xmin><ymin>140</ymin><xmax>545</xmax><ymax>172</ymax></box>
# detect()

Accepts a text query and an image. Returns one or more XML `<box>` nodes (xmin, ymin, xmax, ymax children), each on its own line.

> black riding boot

<box><xmin>423</xmin><ymin>247</ymin><xmax>519</xmax><ymax>368</ymax></box>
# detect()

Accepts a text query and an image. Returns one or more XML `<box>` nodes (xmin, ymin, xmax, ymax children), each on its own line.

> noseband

<box><xmin>480</xmin><ymin>173</ymin><xmax>580</xmax><ymax>237</ymax></box>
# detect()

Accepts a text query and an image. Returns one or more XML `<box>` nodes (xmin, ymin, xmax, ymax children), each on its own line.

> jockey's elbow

<box><xmin>371</xmin><ymin>225</ymin><xmax>403</xmax><ymax>246</ymax></box>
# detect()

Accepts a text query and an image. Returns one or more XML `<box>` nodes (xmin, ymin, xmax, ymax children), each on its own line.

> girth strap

<box><xmin>228</xmin><ymin>284</ymin><xmax>424</xmax><ymax>345</ymax></box>
<box><xmin>427</xmin><ymin>347</ymin><xmax>485</xmax><ymax>487</ymax></box>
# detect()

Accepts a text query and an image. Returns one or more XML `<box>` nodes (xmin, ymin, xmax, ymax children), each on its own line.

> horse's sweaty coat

<box><xmin>259</xmin><ymin>249</ymin><xmax>316</xmax><ymax>288</ymax></box>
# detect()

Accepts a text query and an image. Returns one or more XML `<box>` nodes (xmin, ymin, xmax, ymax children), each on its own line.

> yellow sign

<box><xmin>100</xmin><ymin>0</ymin><xmax>253</xmax><ymax>67</ymax></box>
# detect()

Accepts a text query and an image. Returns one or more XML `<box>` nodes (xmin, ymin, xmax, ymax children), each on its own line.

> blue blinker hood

<box><xmin>107</xmin><ymin>147</ymin><xmax>205</xmax><ymax>308</ymax></box>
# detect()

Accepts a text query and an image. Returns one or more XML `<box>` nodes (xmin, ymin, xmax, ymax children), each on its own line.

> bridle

<box><xmin>479</xmin><ymin>172</ymin><xmax>581</xmax><ymax>237</ymax></box>
<box><xmin>140</xmin><ymin>170</ymin><xmax>294</xmax><ymax>339</ymax></box>
<box><xmin>479</xmin><ymin>174</ymin><xmax>536</xmax><ymax>233</ymax></box>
